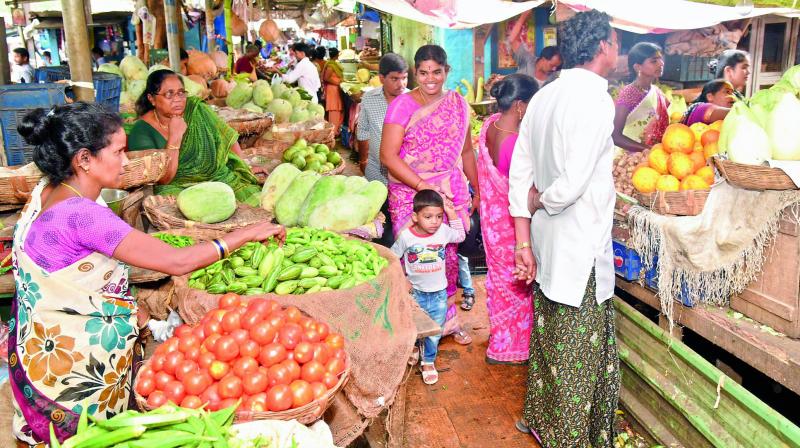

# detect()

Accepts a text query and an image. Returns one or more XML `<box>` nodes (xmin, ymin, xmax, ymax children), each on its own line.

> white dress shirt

<box><xmin>508</xmin><ymin>68</ymin><xmax>616</xmax><ymax>308</ymax></box>
<box><xmin>282</xmin><ymin>57</ymin><xmax>321</xmax><ymax>103</ymax></box>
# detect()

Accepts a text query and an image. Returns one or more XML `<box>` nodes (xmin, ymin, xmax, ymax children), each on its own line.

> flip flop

<box><xmin>420</xmin><ymin>362</ymin><xmax>439</xmax><ymax>385</ymax></box>
<box><xmin>515</xmin><ymin>419</ymin><xmax>531</xmax><ymax>434</ymax></box>
<box><xmin>461</xmin><ymin>294</ymin><xmax>475</xmax><ymax>311</ymax></box>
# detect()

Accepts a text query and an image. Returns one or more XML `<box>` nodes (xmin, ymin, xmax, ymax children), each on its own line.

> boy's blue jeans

<box><xmin>412</xmin><ymin>288</ymin><xmax>448</xmax><ymax>363</ymax></box>
<box><xmin>457</xmin><ymin>253</ymin><xmax>475</xmax><ymax>296</ymax></box>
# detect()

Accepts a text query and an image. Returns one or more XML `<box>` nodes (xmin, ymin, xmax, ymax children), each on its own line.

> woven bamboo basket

<box><xmin>227</xmin><ymin>116</ymin><xmax>275</xmax><ymax>136</ymax></box>
<box><xmin>244</xmin><ymin>142</ymin><xmax>345</xmax><ymax>176</ymax></box>
<box><xmin>0</xmin><ymin>165</ymin><xmax>43</xmax><ymax>205</ymax></box>
<box><xmin>713</xmin><ymin>157</ymin><xmax>797</xmax><ymax>191</ymax></box>
<box><xmin>130</xmin><ymin>228</ymin><xmax>225</xmax><ymax>283</ymax></box>
<box><xmin>636</xmin><ymin>189</ymin><xmax>709</xmax><ymax>216</ymax></box>
<box><xmin>120</xmin><ymin>152</ymin><xmax>170</xmax><ymax>190</ymax></box>
<box><xmin>143</xmin><ymin>195</ymin><xmax>273</xmax><ymax>233</ymax></box>
<box><xmin>135</xmin><ymin>351</ymin><xmax>350</xmax><ymax>425</ymax></box>
<box><xmin>270</xmin><ymin>121</ymin><xmax>336</xmax><ymax>145</ymax></box>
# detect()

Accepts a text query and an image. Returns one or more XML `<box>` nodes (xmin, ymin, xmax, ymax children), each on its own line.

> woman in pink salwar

<box><xmin>477</xmin><ymin>74</ymin><xmax>538</xmax><ymax>364</ymax></box>
<box><xmin>381</xmin><ymin>45</ymin><xmax>480</xmax><ymax>345</ymax></box>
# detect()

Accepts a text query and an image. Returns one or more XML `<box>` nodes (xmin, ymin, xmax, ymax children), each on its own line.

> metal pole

<box><xmin>61</xmin><ymin>0</ymin><xmax>95</xmax><ymax>102</ymax></box>
<box><xmin>224</xmin><ymin>0</ymin><xmax>233</xmax><ymax>72</ymax></box>
<box><xmin>0</xmin><ymin>18</ymin><xmax>10</xmax><ymax>84</ymax></box>
<box><xmin>164</xmin><ymin>0</ymin><xmax>181</xmax><ymax>72</ymax></box>
<box><xmin>205</xmin><ymin>0</ymin><xmax>216</xmax><ymax>53</ymax></box>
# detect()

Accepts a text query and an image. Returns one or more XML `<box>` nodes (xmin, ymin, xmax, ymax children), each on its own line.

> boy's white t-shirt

<box><xmin>391</xmin><ymin>219</ymin><xmax>466</xmax><ymax>292</ymax></box>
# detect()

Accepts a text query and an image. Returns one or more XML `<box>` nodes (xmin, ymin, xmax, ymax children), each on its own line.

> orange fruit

<box><xmin>695</xmin><ymin>166</ymin><xmax>715</xmax><ymax>186</ymax></box>
<box><xmin>701</xmin><ymin>129</ymin><xmax>720</xmax><ymax>146</ymax></box>
<box><xmin>703</xmin><ymin>141</ymin><xmax>719</xmax><ymax>159</ymax></box>
<box><xmin>708</xmin><ymin>120</ymin><xmax>724</xmax><ymax>132</ymax></box>
<box><xmin>631</xmin><ymin>166</ymin><xmax>661</xmax><ymax>193</ymax></box>
<box><xmin>656</xmin><ymin>175</ymin><xmax>680</xmax><ymax>192</ymax></box>
<box><xmin>688</xmin><ymin>151</ymin><xmax>707</xmax><ymax>172</ymax></box>
<box><xmin>647</xmin><ymin>147</ymin><xmax>669</xmax><ymax>174</ymax></box>
<box><xmin>670</xmin><ymin>111</ymin><xmax>684</xmax><ymax>123</ymax></box>
<box><xmin>680</xmin><ymin>174</ymin><xmax>710</xmax><ymax>191</ymax></box>
<box><xmin>667</xmin><ymin>152</ymin><xmax>694</xmax><ymax>180</ymax></box>
<box><xmin>689</xmin><ymin>122</ymin><xmax>709</xmax><ymax>143</ymax></box>
<box><xmin>662</xmin><ymin>123</ymin><xmax>696</xmax><ymax>154</ymax></box>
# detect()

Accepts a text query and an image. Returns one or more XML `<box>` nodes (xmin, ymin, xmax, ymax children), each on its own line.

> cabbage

<box><xmin>307</xmin><ymin>103</ymin><xmax>325</xmax><ymax>119</ymax></box>
<box><xmin>98</xmin><ymin>63</ymin><xmax>125</xmax><ymax>89</ymax></box>
<box><xmin>296</xmin><ymin>100</ymin><xmax>309</xmax><ymax>110</ymax></box>
<box><xmin>266</xmin><ymin>99</ymin><xmax>293</xmax><ymax>123</ymax></box>
<box><xmin>260</xmin><ymin>163</ymin><xmax>301</xmax><ymax>213</ymax></box>
<box><xmin>148</xmin><ymin>64</ymin><xmax>172</xmax><ymax>75</ymax></box>
<box><xmin>241</xmin><ymin>101</ymin><xmax>263</xmax><ymax>114</ymax></box>
<box><xmin>780</xmin><ymin>64</ymin><xmax>800</xmax><ymax>93</ymax></box>
<box><xmin>281</xmin><ymin>89</ymin><xmax>301</xmax><ymax>107</ymax></box>
<box><xmin>343</xmin><ymin>176</ymin><xmax>368</xmax><ymax>193</ymax></box>
<box><xmin>289</xmin><ymin>109</ymin><xmax>309</xmax><ymax>123</ymax></box>
<box><xmin>252</xmin><ymin>80</ymin><xmax>273</xmax><ymax>108</ymax></box>
<box><xmin>271</xmin><ymin>83</ymin><xmax>288</xmax><ymax>100</ymax></box>
<box><xmin>226</xmin><ymin>82</ymin><xmax>254</xmax><ymax>108</ymax></box>
<box><xmin>719</xmin><ymin>102</ymin><xmax>771</xmax><ymax>165</ymax></box>
<box><xmin>765</xmin><ymin>90</ymin><xmax>800</xmax><ymax>160</ymax></box>
<box><xmin>177</xmin><ymin>182</ymin><xmax>236</xmax><ymax>223</ymax></box>
<box><xmin>126</xmin><ymin>80</ymin><xmax>146</xmax><ymax>103</ymax></box>
<box><xmin>180</xmin><ymin>75</ymin><xmax>205</xmax><ymax>98</ymax></box>
<box><xmin>120</xmin><ymin>55</ymin><xmax>148</xmax><ymax>81</ymax></box>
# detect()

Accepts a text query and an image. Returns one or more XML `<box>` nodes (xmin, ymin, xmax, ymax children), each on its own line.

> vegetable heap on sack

<box><xmin>224</xmin><ymin>77</ymin><xmax>323</xmax><ymax>123</ymax></box>
<box><xmin>261</xmin><ymin>165</ymin><xmax>387</xmax><ymax>232</ymax></box>
<box><xmin>280</xmin><ymin>138</ymin><xmax>341</xmax><ymax>173</ymax></box>
<box><xmin>135</xmin><ymin>295</ymin><xmax>348</xmax><ymax>415</ymax></box>
<box><xmin>718</xmin><ymin>65</ymin><xmax>800</xmax><ymax>165</ymax></box>
<box><xmin>188</xmin><ymin>227</ymin><xmax>387</xmax><ymax>295</ymax></box>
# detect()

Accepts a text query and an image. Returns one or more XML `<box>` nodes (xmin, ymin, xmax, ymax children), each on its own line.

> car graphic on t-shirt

<box><xmin>406</xmin><ymin>244</ymin><xmax>446</xmax><ymax>264</ymax></box>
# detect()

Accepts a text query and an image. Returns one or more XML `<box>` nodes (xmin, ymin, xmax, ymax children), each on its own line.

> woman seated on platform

<box><xmin>127</xmin><ymin>70</ymin><xmax>263</xmax><ymax>206</ymax></box>
<box><xmin>681</xmin><ymin>79</ymin><xmax>734</xmax><ymax>126</ymax></box>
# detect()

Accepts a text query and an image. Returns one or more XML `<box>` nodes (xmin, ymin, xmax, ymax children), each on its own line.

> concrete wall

<box><xmin>436</xmin><ymin>28</ymin><xmax>474</xmax><ymax>91</ymax></box>
<box><xmin>390</xmin><ymin>15</ymin><xmax>435</xmax><ymax>86</ymax></box>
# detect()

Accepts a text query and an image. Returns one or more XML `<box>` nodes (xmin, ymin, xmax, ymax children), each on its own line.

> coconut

<box><xmin>232</xmin><ymin>13</ymin><xmax>247</xmax><ymax>36</ymax></box>
<box><xmin>210</xmin><ymin>78</ymin><xmax>236</xmax><ymax>98</ymax></box>
<box><xmin>259</xmin><ymin>19</ymin><xmax>283</xmax><ymax>42</ymax></box>
<box><xmin>211</xmin><ymin>50</ymin><xmax>229</xmax><ymax>72</ymax></box>
<box><xmin>186</xmin><ymin>50</ymin><xmax>218</xmax><ymax>80</ymax></box>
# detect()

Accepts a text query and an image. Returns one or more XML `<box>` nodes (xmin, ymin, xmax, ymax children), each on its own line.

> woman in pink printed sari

<box><xmin>381</xmin><ymin>45</ymin><xmax>480</xmax><ymax>345</ymax></box>
<box><xmin>477</xmin><ymin>74</ymin><xmax>538</xmax><ymax>364</ymax></box>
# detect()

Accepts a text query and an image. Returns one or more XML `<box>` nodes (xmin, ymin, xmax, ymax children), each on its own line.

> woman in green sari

<box><xmin>127</xmin><ymin>70</ymin><xmax>262</xmax><ymax>206</ymax></box>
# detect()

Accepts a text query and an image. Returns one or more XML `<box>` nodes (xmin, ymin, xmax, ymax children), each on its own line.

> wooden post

<box><xmin>0</xmin><ymin>18</ymin><xmax>10</xmax><ymax>85</ymax></box>
<box><xmin>177</xmin><ymin>0</ymin><xmax>185</xmax><ymax>50</ymax></box>
<box><xmin>205</xmin><ymin>0</ymin><xmax>216</xmax><ymax>53</ymax></box>
<box><xmin>164</xmin><ymin>0</ymin><xmax>182</xmax><ymax>72</ymax></box>
<box><xmin>61</xmin><ymin>0</ymin><xmax>95</xmax><ymax>102</ymax></box>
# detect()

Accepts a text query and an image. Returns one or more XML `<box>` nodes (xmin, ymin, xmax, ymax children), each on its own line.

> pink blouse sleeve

<box><xmin>383</xmin><ymin>94</ymin><xmax>419</xmax><ymax>127</ymax></box>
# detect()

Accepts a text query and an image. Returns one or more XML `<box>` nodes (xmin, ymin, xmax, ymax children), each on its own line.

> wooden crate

<box><xmin>731</xmin><ymin>214</ymin><xmax>800</xmax><ymax>338</ymax></box>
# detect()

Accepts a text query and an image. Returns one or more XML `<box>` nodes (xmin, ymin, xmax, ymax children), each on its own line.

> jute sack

<box><xmin>172</xmin><ymin>243</ymin><xmax>416</xmax><ymax>442</ymax></box>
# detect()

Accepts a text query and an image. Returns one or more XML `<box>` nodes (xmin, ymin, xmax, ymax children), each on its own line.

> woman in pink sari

<box><xmin>381</xmin><ymin>45</ymin><xmax>480</xmax><ymax>346</ymax></box>
<box><xmin>477</xmin><ymin>74</ymin><xmax>538</xmax><ymax>364</ymax></box>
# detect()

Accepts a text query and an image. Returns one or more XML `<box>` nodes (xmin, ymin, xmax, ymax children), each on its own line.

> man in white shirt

<box><xmin>508</xmin><ymin>10</ymin><xmax>620</xmax><ymax>448</ymax></box>
<box><xmin>11</xmin><ymin>48</ymin><xmax>34</xmax><ymax>83</ymax></box>
<box><xmin>280</xmin><ymin>42</ymin><xmax>321</xmax><ymax>103</ymax></box>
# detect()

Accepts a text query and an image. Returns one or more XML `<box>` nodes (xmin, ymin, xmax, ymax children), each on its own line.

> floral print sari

<box><xmin>9</xmin><ymin>181</ymin><xmax>140</xmax><ymax>446</ymax></box>
<box><xmin>615</xmin><ymin>83</ymin><xmax>670</xmax><ymax>147</ymax></box>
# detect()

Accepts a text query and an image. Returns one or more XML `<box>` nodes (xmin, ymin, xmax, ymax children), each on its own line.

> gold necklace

<box><xmin>153</xmin><ymin>111</ymin><xmax>168</xmax><ymax>131</ymax></box>
<box><xmin>493</xmin><ymin>120</ymin><xmax>518</xmax><ymax>134</ymax></box>
<box><xmin>60</xmin><ymin>182</ymin><xmax>83</xmax><ymax>198</ymax></box>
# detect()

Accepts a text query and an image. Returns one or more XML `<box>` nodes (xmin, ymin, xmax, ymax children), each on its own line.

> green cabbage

<box><xmin>266</xmin><ymin>99</ymin><xmax>293</xmax><ymax>123</ymax></box>
<box><xmin>226</xmin><ymin>82</ymin><xmax>254</xmax><ymax>108</ymax></box>
<box><xmin>148</xmin><ymin>64</ymin><xmax>172</xmax><ymax>75</ymax></box>
<box><xmin>275</xmin><ymin>171</ymin><xmax>320</xmax><ymax>226</ymax></box>
<box><xmin>271</xmin><ymin>83</ymin><xmax>288</xmax><ymax>100</ymax></box>
<box><xmin>241</xmin><ymin>101</ymin><xmax>263</xmax><ymax>114</ymax></box>
<box><xmin>180</xmin><ymin>75</ymin><xmax>206</xmax><ymax>98</ymax></box>
<box><xmin>98</xmin><ymin>63</ymin><xmax>125</xmax><ymax>89</ymax></box>
<box><xmin>719</xmin><ymin>102</ymin><xmax>771</xmax><ymax>165</ymax></box>
<box><xmin>343</xmin><ymin>176</ymin><xmax>368</xmax><ymax>193</ymax></box>
<box><xmin>252</xmin><ymin>80</ymin><xmax>273</xmax><ymax>108</ymax></box>
<box><xmin>177</xmin><ymin>181</ymin><xmax>236</xmax><ymax>223</ymax></box>
<box><xmin>289</xmin><ymin>109</ymin><xmax>310</xmax><ymax>123</ymax></box>
<box><xmin>765</xmin><ymin>90</ymin><xmax>800</xmax><ymax>160</ymax></box>
<box><xmin>307</xmin><ymin>103</ymin><xmax>325</xmax><ymax>119</ymax></box>
<box><xmin>126</xmin><ymin>80</ymin><xmax>146</xmax><ymax>103</ymax></box>
<box><xmin>281</xmin><ymin>89</ymin><xmax>301</xmax><ymax>107</ymax></box>
<box><xmin>780</xmin><ymin>64</ymin><xmax>800</xmax><ymax>93</ymax></box>
<box><xmin>260</xmin><ymin>163</ymin><xmax>301</xmax><ymax>213</ymax></box>
<box><xmin>120</xmin><ymin>55</ymin><xmax>148</xmax><ymax>81</ymax></box>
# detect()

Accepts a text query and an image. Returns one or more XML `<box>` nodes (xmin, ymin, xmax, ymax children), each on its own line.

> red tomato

<box><xmin>147</xmin><ymin>390</ymin><xmax>168</xmax><ymax>408</ymax></box>
<box><xmin>192</xmin><ymin>325</ymin><xmax>206</xmax><ymax>341</ymax></box>
<box><xmin>175</xmin><ymin>360</ymin><xmax>199</xmax><ymax>382</ymax></box>
<box><xmin>250</xmin><ymin>321</ymin><xmax>276</xmax><ymax>345</ymax></box>
<box><xmin>301</xmin><ymin>360</ymin><xmax>325</xmax><ymax>383</ymax></box>
<box><xmin>326</xmin><ymin>358</ymin><xmax>346</xmax><ymax>376</ymax></box>
<box><xmin>325</xmin><ymin>333</ymin><xmax>344</xmax><ymax>350</ymax></box>
<box><xmin>286</xmin><ymin>351</ymin><xmax>294</xmax><ymax>362</ymax></box>
<box><xmin>240</xmin><ymin>311</ymin><xmax>262</xmax><ymax>330</ymax></box>
<box><xmin>267</xmin><ymin>312</ymin><xmax>285</xmax><ymax>329</ymax></box>
<box><xmin>174</xmin><ymin>325</ymin><xmax>193</xmax><ymax>338</ymax></box>
<box><xmin>218</xmin><ymin>293</ymin><xmax>241</xmax><ymax>310</ymax></box>
<box><xmin>310</xmin><ymin>382</ymin><xmax>328</xmax><ymax>400</ymax></box>
<box><xmin>233</xmin><ymin>357</ymin><xmax>259</xmax><ymax>377</ymax></box>
<box><xmin>298</xmin><ymin>316</ymin><xmax>315</xmax><ymax>331</ymax></box>
<box><xmin>267</xmin><ymin>363</ymin><xmax>291</xmax><ymax>387</ymax></box>
<box><xmin>180</xmin><ymin>395</ymin><xmax>203</xmax><ymax>409</ymax></box>
<box><xmin>278</xmin><ymin>323</ymin><xmax>303</xmax><ymax>350</ymax></box>
<box><xmin>221</xmin><ymin>309</ymin><xmax>242</xmax><ymax>333</ymax></box>
<box><xmin>219</xmin><ymin>398</ymin><xmax>239</xmax><ymax>410</ymax></box>
<box><xmin>155</xmin><ymin>371</ymin><xmax>173</xmax><ymax>391</ymax></box>
<box><xmin>200</xmin><ymin>383</ymin><xmax>221</xmax><ymax>408</ymax></box>
<box><xmin>218</xmin><ymin>375</ymin><xmax>243</xmax><ymax>399</ymax></box>
<box><xmin>178</xmin><ymin>334</ymin><xmax>200</xmax><ymax>354</ymax></box>
<box><xmin>322</xmin><ymin>372</ymin><xmax>338</xmax><ymax>389</ymax></box>
<box><xmin>285</xmin><ymin>306</ymin><xmax>302</xmax><ymax>323</ymax></box>
<box><xmin>289</xmin><ymin>380</ymin><xmax>313</xmax><ymax>408</ymax></box>
<box><xmin>198</xmin><ymin>351</ymin><xmax>216</xmax><ymax>369</ymax></box>
<box><xmin>242</xmin><ymin>371</ymin><xmax>269</xmax><ymax>395</ymax></box>
<box><xmin>135</xmin><ymin>377</ymin><xmax>155</xmax><ymax>397</ymax></box>
<box><xmin>266</xmin><ymin>384</ymin><xmax>293</xmax><ymax>411</ymax></box>
<box><xmin>239</xmin><ymin>339</ymin><xmax>260</xmax><ymax>359</ymax></box>
<box><xmin>203</xmin><ymin>334</ymin><xmax>222</xmax><ymax>352</ymax></box>
<box><xmin>259</xmin><ymin>343</ymin><xmax>287</xmax><ymax>367</ymax></box>
<box><xmin>315</xmin><ymin>322</ymin><xmax>330</xmax><ymax>340</ymax></box>
<box><xmin>264</xmin><ymin>299</ymin><xmax>280</xmax><ymax>314</ymax></box>
<box><xmin>312</xmin><ymin>343</ymin><xmax>330</xmax><ymax>364</ymax></box>
<box><xmin>164</xmin><ymin>380</ymin><xmax>186</xmax><ymax>404</ymax></box>
<box><xmin>214</xmin><ymin>335</ymin><xmax>239</xmax><ymax>362</ymax></box>
<box><xmin>183</xmin><ymin>346</ymin><xmax>200</xmax><ymax>362</ymax></box>
<box><xmin>138</xmin><ymin>365</ymin><xmax>155</xmax><ymax>380</ymax></box>
<box><xmin>282</xmin><ymin>359</ymin><xmax>301</xmax><ymax>382</ymax></box>
<box><xmin>204</xmin><ymin>320</ymin><xmax>222</xmax><ymax>339</ymax></box>
<box><xmin>163</xmin><ymin>351</ymin><xmax>185</xmax><ymax>376</ymax></box>
<box><xmin>293</xmin><ymin>342</ymin><xmax>314</xmax><ymax>364</ymax></box>
<box><xmin>230</xmin><ymin>329</ymin><xmax>250</xmax><ymax>346</ymax></box>
<box><xmin>302</xmin><ymin>328</ymin><xmax>320</xmax><ymax>343</ymax></box>
<box><xmin>246</xmin><ymin>298</ymin><xmax>270</xmax><ymax>317</ymax></box>
<box><xmin>245</xmin><ymin>392</ymin><xmax>268</xmax><ymax>412</ymax></box>
<box><xmin>182</xmin><ymin>371</ymin><xmax>210</xmax><ymax>396</ymax></box>
<box><xmin>163</xmin><ymin>338</ymin><xmax>180</xmax><ymax>354</ymax></box>
<box><xmin>208</xmin><ymin>360</ymin><xmax>230</xmax><ymax>380</ymax></box>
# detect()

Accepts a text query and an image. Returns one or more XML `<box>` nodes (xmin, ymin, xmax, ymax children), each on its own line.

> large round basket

<box><xmin>135</xmin><ymin>351</ymin><xmax>350</xmax><ymax>425</ymax></box>
<box><xmin>143</xmin><ymin>195</ymin><xmax>273</xmax><ymax>233</ymax></box>
<box><xmin>130</xmin><ymin>228</ymin><xmax>227</xmax><ymax>283</ymax></box>
<box><xmin>636</xmin><ymin>189</ymin><xmax>709</xmax><ymax>216</ymax></box>
<box><xmin>243</xmin><ymin>142</ymin><xmax>346</xmax><ymax>176</ymax></box>
<box><xmin>215</xmin><ymin>107</ymin><xmax>275</xmax><ymax>136</ymax></box>
<box><xmin>120</xmin><ymin>152</ymin><xmax>170</xmax><ymax>190</ymax></box>
<box><xmin>0</xmin><ymin>164</ymin><xmax>43</xmax><ymax>205</ymax></box>
<box><xmin>713</xmin><ymin>157</ymin><xmax>797</xmax><ymax>191</ymax></box>
<box><xmin>270</xmin><ymin>121</ymin><xmax>336</xmax><ymax>145</ymax></box>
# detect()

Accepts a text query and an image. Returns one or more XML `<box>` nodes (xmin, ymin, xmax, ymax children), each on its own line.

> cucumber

<box><xmin>274</xmin><ymin>280</ymin><xmax>299</xmax><ymax>295</ymax></box>
<box><xmin>277</xmin><ymin>265</ymin><xmax>302</xmax><ymax>281</ymax></box>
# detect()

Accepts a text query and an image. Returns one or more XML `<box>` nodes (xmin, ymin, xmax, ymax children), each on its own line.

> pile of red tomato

<box><xmin>135</xmin><ymin>293</ymin><xmax>347</xmax><ymax>413</ymax></box>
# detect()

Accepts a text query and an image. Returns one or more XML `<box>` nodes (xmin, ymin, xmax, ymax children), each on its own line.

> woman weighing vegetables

<box><xmin>10</xmin><ymin>102</ymin><xmax>285</xmax><ymax>446</ymax></box>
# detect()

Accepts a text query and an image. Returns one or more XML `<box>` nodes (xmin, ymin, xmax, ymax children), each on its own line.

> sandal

<box><xmin>408</xmin><ymin>345</ymin><xmax>420</xmax><ymax>366</ymax></box>
<box><xmin>515</xmin><ymin>419</ymin><xmax>531</xmax><ymax>434</ymax></box>
<box><xmin>420</xmin><ymin>362</ymin><xmax>439</xmax><ymax>385</ymax></box>
<box><xmin>453</xmin><ymin>329</ymin><xmax>472</xmax><ymax>345</ymax></box>
<box><xmin>461</xmin><ymin>293</ymin><xmax>475</xmax><ymax>311</ymax></box>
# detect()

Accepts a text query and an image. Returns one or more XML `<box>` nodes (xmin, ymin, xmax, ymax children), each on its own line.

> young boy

<box><xmin>391</xmin><ymin>190</ymin><xmax>466</xmax><ymax>385</ymax></box>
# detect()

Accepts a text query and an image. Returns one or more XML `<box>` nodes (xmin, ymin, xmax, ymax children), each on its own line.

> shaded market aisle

<box><xmin>402</xmin><ymin>275</ymin><xmax>540</xmax><ymax>448</ymax></box>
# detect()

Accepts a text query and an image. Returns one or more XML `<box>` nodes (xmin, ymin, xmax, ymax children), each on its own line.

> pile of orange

<box><xmin>631</xmin><ymin>121</ymin><xmax>721</xmax><ymax>194</ymax></box>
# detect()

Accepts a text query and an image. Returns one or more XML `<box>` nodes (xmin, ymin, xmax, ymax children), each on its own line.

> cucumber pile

<box><xmin>188</xmin><ymin>227</ymin><xmax>388</xmax><ymax>295</ymax></box>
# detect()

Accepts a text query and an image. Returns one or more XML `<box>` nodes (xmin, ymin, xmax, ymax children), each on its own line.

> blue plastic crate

<box><xmin>34</xmin><ymin>66</ymin><xmax>71</xmax><ymax>83</ymax></box>
<box><xmin>642</xmin><ymin>259</ymin><xmax>697</xmax><ymax>308</ymax></box>
<box><xmin>33</xmin><ymin>68</ymin><xmax>122</xmax><ymax>112</ymax></box>
<box><xmin>0</xmin><ymin>84</ymin><xmax>67</xmax><ymax>165</ymax></box>
<box><xmin>613</xmin><ymin>239</ymin><xmax>643</xmax><ymax>281</ymax></box>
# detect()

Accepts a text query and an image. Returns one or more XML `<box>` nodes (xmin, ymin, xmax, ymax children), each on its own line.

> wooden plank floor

<box><xmin>402</xmin><ymin>276</ymin><xmax>540</xmax><ymax>448</ymax></box>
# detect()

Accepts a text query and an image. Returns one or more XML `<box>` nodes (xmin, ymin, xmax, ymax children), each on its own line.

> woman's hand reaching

<box><xmin>513</xmin><ymin>247</ymin><xmax>536</xmax><ymax>285</ymax></box>
<box><xmin>246</xmin><ymin>222</ymin><xmax>286</xmax><ymax>245</ymax></box>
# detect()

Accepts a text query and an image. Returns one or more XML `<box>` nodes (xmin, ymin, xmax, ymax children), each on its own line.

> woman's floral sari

<box><xmin>476</xmin><ymin>115</ymin><xmax>533</xmax><ymax>363</ymax></box>
<box><xmin>9</xmin><ymin>181</ymin><xmax>140</xmax><ymax>446</ymax></box>
<box><xmin>616</xmin><ymin>83</ymin><xmax>670</xmax><ymax>147</ymax></box>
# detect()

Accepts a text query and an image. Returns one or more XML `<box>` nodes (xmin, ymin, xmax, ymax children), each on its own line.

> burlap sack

<box><xmin>172</xmin><ymin>243</ymin><xmax>416</xmax><ymax>445</ymax></box>
<box><xmin>135</xmin><ymin>279</ymin><xmax>176</xmax><ymax>321</ymax></box>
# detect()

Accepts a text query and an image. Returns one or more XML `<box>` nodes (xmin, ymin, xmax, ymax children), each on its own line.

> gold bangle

<box><xmin>166</xmin><ymin>144</ymin><xmax>180</xmax><ymax>151</ymax></box>
<box><xmin>515</xmin><ymin>242</ymin><xmax>531</xmax><ymax>251</ymax></box>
